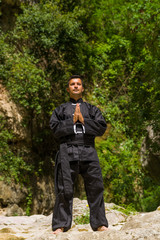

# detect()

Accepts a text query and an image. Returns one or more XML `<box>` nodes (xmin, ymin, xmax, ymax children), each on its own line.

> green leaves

<box><xmin>97</xmin><ymin>135</ymin><xmax>146</xmax><ymax>211</ymax></box>
<box><xmin>0</xmin><ymin>117</ymin><xmax>32</xmax><ymax>183</ymax></box>
<box><xmin>1</xmin><ymin>48</ymin><xmax>50</xmax><ymax>115</ymax></box>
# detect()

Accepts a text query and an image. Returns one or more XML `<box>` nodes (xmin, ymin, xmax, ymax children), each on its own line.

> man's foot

<box><xmin>97</xmin><ymin>226</ymin><xmax>108</xmax><ymax>231</ymax></box>
<box><xmin>52</xmin><ymin>228</ymin><xmax>64</xmax><ymax>234</ymax></box>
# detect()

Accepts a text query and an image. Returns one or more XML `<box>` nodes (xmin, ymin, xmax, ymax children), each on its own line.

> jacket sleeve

<box><xmin>49</xmin><ymin>106</ymin><xmax>74</xmax><ymax>139</ymax></box>
<box><xmin>84</xmin><ymin>105</ymin><xmax>107</xmax><ymax>137</ymax></box>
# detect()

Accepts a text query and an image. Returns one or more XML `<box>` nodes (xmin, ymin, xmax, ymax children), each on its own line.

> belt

<box><xmin>60</xmin><ymin>134</ymin><xmax>95</xmax><ymax>147</ymax></box>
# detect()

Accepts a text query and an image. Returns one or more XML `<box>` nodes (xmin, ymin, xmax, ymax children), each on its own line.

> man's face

<box><xmin>67</xmin><ymin>78</ymin><xmax>84</xmax><ymax>99</ymax></box>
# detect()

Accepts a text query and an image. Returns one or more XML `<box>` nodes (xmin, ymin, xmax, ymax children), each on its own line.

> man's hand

<box><xmin>73</xmin><ymin>104</ymin><xmax>84</xmax><ymax>124</ymax></box>
<box><xmin>73</xmin><ymin>104</ymin><xmax>79</xmax><ymax>123</ymax></box>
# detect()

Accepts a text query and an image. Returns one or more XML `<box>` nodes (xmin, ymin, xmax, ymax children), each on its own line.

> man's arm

<box><xmin>49</xmin><ymin>106</ymin><xmax>74</xmax><ymax>139</ymax></box>
<box><xmin>83</xmin><ymin>105</ymin><xmax>107</xmax><ymax>136</ymax></box>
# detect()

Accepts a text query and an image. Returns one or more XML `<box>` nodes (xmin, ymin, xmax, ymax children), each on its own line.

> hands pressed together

<box><xmin>73</xmin><ymin>103</ymin><xmax>84</xmax><ymax>124</ymax></box>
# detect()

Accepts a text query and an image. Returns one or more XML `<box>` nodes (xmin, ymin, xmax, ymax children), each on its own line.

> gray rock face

<box><xmin>141</xmin><ymin>125</ymin><xmax>160</xmax><ymax>183</ymax></box>
<box><xmin>0</xmin><ymin>181</ymin><xmax>28</xmax><ymax>216</ymax></box>
<box><xmin>32</xmin><ymin>175</ymin><xmax>55</xmax><ymax>215</ymax></box>
<box><xmin>0</xmin><ymin>198</ymin><xmax>160</xmax><ymax>240</ymax></box>
<box><xmin>0</xmin><ymin>177</ymin><xmax>55</xmax><ymax>216</ymax></box>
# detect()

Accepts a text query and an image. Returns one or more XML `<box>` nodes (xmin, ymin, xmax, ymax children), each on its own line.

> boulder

<box><xmin>0</xmin><ymin>175</ymin><xmax>55</xmax><ymax>216</ymax></box>
<box><xmin>0</xmin><ymin>181</ymin><xmax>28</xmax><ymax>216</ymax></box>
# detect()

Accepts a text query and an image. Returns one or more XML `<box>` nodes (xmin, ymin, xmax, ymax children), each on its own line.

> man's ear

<box><xmin>82</xmin><ymin>87</ymin><xmax>84</xmax><ymax>92</ymax></box>
<box><xmin>67</xmin><ymin>88</ymin><xmax>69</xmax><ymax>93</ymax></box>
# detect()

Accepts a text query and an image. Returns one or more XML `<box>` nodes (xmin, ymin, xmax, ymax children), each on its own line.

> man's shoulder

<box><xmin>83</xmin><ymin>101</ymin><xmax>92</xmax><ymax>106</ymax></box>
<box><xmin>54</xmin><ymin>101</ymin><xmax>69</xmax><ymax>111</ymax></box>
<box><xmin>83</xmin><ymin>101</ymin><xmax>99</xmax><ymax>111</ymax></box>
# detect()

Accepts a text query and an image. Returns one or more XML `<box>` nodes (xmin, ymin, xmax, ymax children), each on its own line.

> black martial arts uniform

<box><xmin>50</xmin><ymin>98</ymin><xmax>108</xmax><ymax>232</ymax></box>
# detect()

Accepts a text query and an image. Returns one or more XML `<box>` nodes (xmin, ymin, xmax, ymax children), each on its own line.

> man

<box><xmin>50</xmin><ymin>75</ymin><xmax>108</xmax><ymax>234</ymax></box>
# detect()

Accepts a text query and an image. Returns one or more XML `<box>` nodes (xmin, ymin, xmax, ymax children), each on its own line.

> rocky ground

<box><xmin>0</xmin><ymin>198</ymin><xmax>160</xmax><ymax>240</ymax></box>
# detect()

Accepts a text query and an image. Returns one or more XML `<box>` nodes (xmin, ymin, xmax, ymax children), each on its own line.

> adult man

<box><xmin>50</xmin><ymin>75</ymin><xmax>108</xmax><ymax>234</ymax></box>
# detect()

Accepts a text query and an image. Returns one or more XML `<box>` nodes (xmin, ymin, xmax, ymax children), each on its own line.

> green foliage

<box><xmin>0</xmin><ymin>117</ymin><xmax>32</xmax><ymax>183</ymax></box>
<box><xmin>96</xmin><ymin>135</ymin><xmax>142</xmax><ymax>210</ymax></box>
<box><xmin>26</xmin><ymin>188</ymin><xmax>33</xmax><ymax>216</ymax></box>
<box><xmin>96</xmin><ymin>134</ymin><xmax>160</xmax><ymax>212</ymax></box>
<box><xmin>111</xmin><ymin>204</ymin><xmax>137</xmax><ymax>216</ymax></box>
<box><xmin>13</xmin><ymin>1</ymin><xmax>87</xmax><ymax>90</ymax></box>
<box><xmin>4</xmin><ymin>51</ymin><xmax>50</xmax><ymax>115</ymax></box>
<box><xmin>141</xmin><ymin>181</ymin><xmax>160</xmax><ymax>212</ymax></box>
<box><xmin>74</xmin><ymin>209</ymin><xmax>90</xmax><ymax>225</ymax></box>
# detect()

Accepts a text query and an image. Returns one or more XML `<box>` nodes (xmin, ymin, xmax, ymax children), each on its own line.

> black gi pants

<box><xmin>52</xmin><ymin>160</ymin><xmax>108</xmax><ymax>232</ymax></box>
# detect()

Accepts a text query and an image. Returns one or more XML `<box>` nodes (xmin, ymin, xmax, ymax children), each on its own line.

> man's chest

<box><xmin>63</xmin><ymin>103</ymin><xmax>91</xmax><ymax>119</ymax></box>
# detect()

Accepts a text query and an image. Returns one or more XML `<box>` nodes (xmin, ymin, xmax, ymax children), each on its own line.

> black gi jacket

<box><xmin>50</xmin><ymin>98</ymin><xmax>107</xmax><ymax>162</ymax></box>
<box><xmin>50</xmin><ymin>97</ymin><xmax>107</xmax><ymax>198</ymax></box>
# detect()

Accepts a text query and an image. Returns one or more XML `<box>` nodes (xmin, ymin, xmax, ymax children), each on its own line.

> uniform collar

<box><xmin>70</xmin><ymin>98</ymin><xmax>83</xmax><ymax>103</ymax></box>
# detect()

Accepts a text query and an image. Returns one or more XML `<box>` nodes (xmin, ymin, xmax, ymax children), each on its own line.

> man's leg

<box><xmin>52</xmin><ymin>162</ymin><xmax>78</xmax><ymax>232</ymax></box>
<box><xmin>80</xmin><ymin>161</ymin><xmax>108</xmax><ymax>231</ymax></box>
<box><xmin>52</xmin><ymin>162</ymin><xmax>73</xmax><ymax>232</ymax></box>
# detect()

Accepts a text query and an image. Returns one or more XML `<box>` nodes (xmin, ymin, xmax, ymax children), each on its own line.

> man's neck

<box><xmin>70</xmin><ymin>97</ymin><xmax>83</xmax><ymax>103</ymax></box>
<box><xmin>70</xmin><ymin>95</ymin><xmax>82</xmax><ymax>101</ymax></box>
<box><xmin>72</xmin><ymin>97</ymin><xmax>81</xmax><ymax>101</ymax></box>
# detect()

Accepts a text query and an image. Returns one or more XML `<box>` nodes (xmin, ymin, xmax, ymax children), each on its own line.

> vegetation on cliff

<box><xmin>0</xmin><ymin>0</ymin><xmax>160</xmax><ymax>213</ymax></box>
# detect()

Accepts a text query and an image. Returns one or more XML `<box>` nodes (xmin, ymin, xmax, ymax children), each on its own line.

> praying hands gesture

<box><xmin>73</xmin><ymin>103</ymin><xmax>84</xmax><ymax>124</ymax></box>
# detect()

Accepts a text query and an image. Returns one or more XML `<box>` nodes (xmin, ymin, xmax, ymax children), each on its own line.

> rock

<box><xmin>141</xmin><ymin>125</ymin><xmax>160</xmax><ymax>183</ymax></box>
<box><xmin>6</xmin><ymin>204</ymin><xmax>24</xmax><ymax>217</ymax></box>
<box><xmin>0</xmin><ymin>198</ymin><xmax>160</xmax><ymax>240</ymax></box>
<box><xmin>0</xmin><ymin>175</ymin><xmax>55</xmax><ymax>216</ymax></box>
<box><xmin>121</xmin><ymin>211</ymin><xmax>160</xmax><ymax>240</ymax></box>
<box><xmin>0</xmin><ymin>228</ymin><xmax>25</xmax><ymax>240</ymax></box>
<box><xmin>32</xmin><ymin>175</ymin><xmax>55</xmax><ymax>215</ymax></box>
<box><xmin>0</xmin><ymin>181</ymin><xmax>28</xmax><ymax>215</ymax></box>
<box><xmin>0</xmin><ymin>83</ymin><xmax>28</xmax><ymax>140</ymax></box>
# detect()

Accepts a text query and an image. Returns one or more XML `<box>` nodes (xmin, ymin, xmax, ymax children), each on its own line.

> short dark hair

<box><xmin>68</xmin><ymin>75</ymin><xmax>84</xmax><ymax>87</ymax></box>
